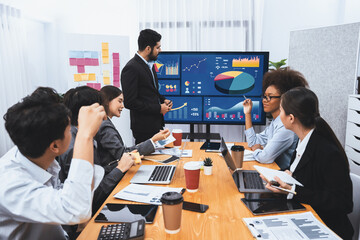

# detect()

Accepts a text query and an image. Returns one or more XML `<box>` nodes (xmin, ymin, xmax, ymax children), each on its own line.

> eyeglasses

<box><xmin>262</xmin><ymin>95</ymin><xmax>281</xmax><ymax>102</ymax></box>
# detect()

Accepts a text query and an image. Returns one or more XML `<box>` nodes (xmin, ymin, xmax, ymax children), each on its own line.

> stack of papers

<box><xmin>154</xmin><ymin>135</ymin><xmax>176</xmax><ymax>148</ymax></box>
<box><xmin>114</xmin><ymin>184</ymin><xmax>184</xmax><ymax>205</ymax></box>
<box><xmin>243</xmin><ymin>212</ymin><xmax>341</xmax><ymax>240</ymax></box>
<box><xmin>152</xmin><ymin>148</ymin><xmax>192</xmax><ymax>158</ymax></box>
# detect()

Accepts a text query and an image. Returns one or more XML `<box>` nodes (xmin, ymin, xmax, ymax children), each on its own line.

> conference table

<box><xmin>77</xmin><ymin>142</ymin><xmax>322</xmax><ymax>239</ymax></box>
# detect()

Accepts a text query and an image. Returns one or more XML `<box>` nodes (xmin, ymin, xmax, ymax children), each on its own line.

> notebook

<box><xmin>130</xmin><ymin>139</ymin><xmax>187</xmax><ymax>184</ymax></box>
<box><xmin>220</xmin><ymin>137</ymin><xmax>271</xmax><ymax>193</ymax></box>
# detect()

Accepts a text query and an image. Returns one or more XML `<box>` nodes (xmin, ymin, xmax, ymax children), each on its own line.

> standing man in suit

<box><xmin>121</xmin><ymin>29</ymin><xmax>172</xmax><ymax>144</ymax></box>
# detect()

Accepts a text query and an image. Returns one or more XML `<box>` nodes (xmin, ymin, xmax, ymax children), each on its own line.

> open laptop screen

<box><xmin>220</xmin><ymin>137</ymin><xmax>237</xmax><ymax>171</ymax></box>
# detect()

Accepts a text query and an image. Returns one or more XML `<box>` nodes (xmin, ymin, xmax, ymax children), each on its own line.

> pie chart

<box><xmin>214</xmin><ymin>71</ymin><xmax>255</xmax><ymax>94</ymax></box>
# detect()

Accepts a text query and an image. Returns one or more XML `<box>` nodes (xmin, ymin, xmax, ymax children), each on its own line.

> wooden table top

<box><xmin>77</xmin><ymin>142</ymin><xmax>321</xmax><ymax>240</ymax></box>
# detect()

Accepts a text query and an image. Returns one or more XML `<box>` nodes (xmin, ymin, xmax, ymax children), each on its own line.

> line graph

<box><xmin>171</xmin><ymin>102</ymin><xmax>187</xmax><ymax>111</ymax></box>
<box><xmin>182</xmin><ymin>58</ymin><xmax>207</xmax><ymax>72</ymax></box>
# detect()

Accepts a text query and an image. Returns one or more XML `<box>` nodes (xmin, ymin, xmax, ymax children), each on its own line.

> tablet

<box><xmin>200</xmin><ymin>142</ymin><xmax>220</xmax><ymax>150</ymax></box>
<box><xmin>94</xmin><ymin>203</ymin><xmax>158</xmax><ymax>224</ymax></box>
<box><xmin>241</xmin><ymin>198</ymin><xmax>305</xmax><ymax>215</ymax></box>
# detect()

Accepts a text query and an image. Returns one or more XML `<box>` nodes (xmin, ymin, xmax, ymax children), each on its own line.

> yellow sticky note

<box><xmin>102</xmin><ymin>42</ymin><xmax>109</xmax><ymax>49</ymax></box>
<box><xmin>88</xmin><ymin>73</ymin><xmax>96</xmax><ymax>81</ymax></box>
<box><xmin>103</xmin><ymin>77</ymin><xmax>110</xmax><ymax>85</ymax></box>
<box><xmin>102</xmin><ymin>57</ymin><xmax>109</xmax><ymax>64</ymax></box>
<box><xmin>103</xmin><ymin>70</ymin><xmax>110</xmax><ymax>77</ymax></box>
<box><xmin>81</xmin><ymin>74</ymin><xmax>89</xmax><ymax>81</ymax></box>
<box><xmin>102</xmin><ymin>49</ymin><xmax>109</xmax><ymax>57</ymax></box>
<box><xmin>74</xmin><ymin>74</ymin><xmax>82</xmax><ymax>82</ymax></box>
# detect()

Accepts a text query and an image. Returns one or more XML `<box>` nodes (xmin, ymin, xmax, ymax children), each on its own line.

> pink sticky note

<box><xmin>112</xmin><ymin>53</ymin><xmax>119</xmax><ymax>59</ymax></box>
<box><xmin>69</xmin><ymin>58</ymin><xmax>77</xmax><ymax>66</ymax></box>
<box><xmin>77</xmin><ymin>58</ymin><xmax>85</xmax><ymax>65</ymax></box>
<box><xmin>94</xmin><ymin>83</ymin><xmax>101</xmax><ymax>90</ymax></box>
<box><xmin>113</xmin><ymin>80</ymin><xmax>120</xmax><ymax>87</ymax></box>
<box><xmin>92</xmin><ymin>59</ymin><xmax>99</xmax><ymax>66</ymax></box>
<box><xmin>113</xmin><ymin>73</ymin><xmax>120</xmax><ymax>81</ymax></box>
<box><xmin>113</xmin><ymin>67</ymin><xmax>120</xmax><ymax>74</ymax></box>
<box><xmin>85</xmin><ymin>58</ymin><xmax>92</xmax><ymax>66</ymax></box>
<box><xmin>77</xmin><ymin>65</ymin><xmax>85</xmax><ymax>73</ymax></box>
<box><xmin>86</xmin><ymin>83</ymin><xmax>94</xmax><ymax>88</ymax></box>
<box><xmin>113</xmin><ymin>59</ymin><xmax>120</xmax><ymax>66</ymax></box>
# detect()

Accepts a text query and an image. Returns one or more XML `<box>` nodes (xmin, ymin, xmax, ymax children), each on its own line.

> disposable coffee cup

<box><xmin>231</xmin><ymin>145</ymin><xmax>245</xmax><ymax>169</ymax></box>
<box><xmin>172</xmin><ymin>129</ymin><xmax>183</xmax><ymax>148</ymax></box>
<box><xmin>184</xmin><ymin>161</ymin><xmax>201</xmax><ymax>192</ymax></box>
<box><xmin>160</xmin><ymin>192</ymin><xmax>184</xmax><ymax>234</ymax></box>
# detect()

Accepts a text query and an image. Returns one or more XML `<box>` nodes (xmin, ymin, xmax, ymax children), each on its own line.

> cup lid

<box><xmin>160</xmin><ymin>192</ymin><xmax>183</xmax><ymax>205</ymax></box>
<box><xmin>172</xmin><ymin>129</ymin><xmax>183</xmax><ymax>133</ymax></box>
<box><xmin>184</xmin><ymin>161</ymin><xmax>201</xmax><ymax>170</ymax></box>
<box><xmin>231</xmin><ymin>145</ymin><xmax>245</xmax><ymax>151</ymax></box>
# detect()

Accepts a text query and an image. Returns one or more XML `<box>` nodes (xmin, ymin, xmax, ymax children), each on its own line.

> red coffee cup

<box><xmin>172</xmin><ymin>129</ymin><xmax>182</xmax><ymax>148</ymax></box>
<box><xmin>184</xmin><ymin>161</ymin><xmax>201</xmax><ymax>192</ymax></box>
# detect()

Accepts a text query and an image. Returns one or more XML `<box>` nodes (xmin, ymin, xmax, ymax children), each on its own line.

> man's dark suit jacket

<box><xmin>121</xmin><ymin>54</ymin><xmax>165</xmax><ymax>139</ymax></box>
<box><xmin>289</xmin><ymin>130</ymin><xmax>354</xmax><ymax>240</ymax></box>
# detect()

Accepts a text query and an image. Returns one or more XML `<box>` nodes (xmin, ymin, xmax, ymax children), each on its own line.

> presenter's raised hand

<box><xmin>164</xmin><ymin>99</ymin><xmax>173</xmax><ymax>109</ymax></box>
<box><xmin>160</xmin><ymin>103</ymin><xmax>171</xmax><ymax>115</ymax></box>
<box><xmin>242</xmin><ymin>99</ymin><xmax>253</xmax><ymax>114</ymax></box>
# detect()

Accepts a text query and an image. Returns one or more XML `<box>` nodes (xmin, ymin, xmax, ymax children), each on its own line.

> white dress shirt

<box><xmin>0</xmin><ymin>146</ymin><xmax>95</xmax><ymax>240</ymax></box>
<box><xmin>287</xmin><ymin>128</ymin><xmax>314</xmax><ymax>199</ymax></box>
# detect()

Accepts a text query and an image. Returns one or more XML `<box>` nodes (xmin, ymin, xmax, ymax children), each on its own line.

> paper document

<box><xmin>114</xmin><ymin>184</ymin><xmax>183</xmax><ymax>205</ymax></box>
<box><xmin>254</xmin><ymin>165</ymin><xmax>303</xmax><ymax>186</ymax></box>
<box><xmin>243</xmin><ymin>211</ymin><xmax>341</xmax><ymax>240</ymax></box>
<box><xmin>152</xmin><ymin>148</ymin><xmax>192</xmax><ymax>158</ymax></box>
<box><xmin>154</xmin><ymin>135</ymin><xmax>176</xmax><ymax>148</ymax></box>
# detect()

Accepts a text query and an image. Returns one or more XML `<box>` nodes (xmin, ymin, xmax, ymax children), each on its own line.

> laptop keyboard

<box><xmin>243</xmin><ymin>172</ymin><xmax>265</xmax><ymax>189</ymax></box>
<box><xmin>148</xmin><ymin>166</ymin><xmax>172</xmax><ymax>182</ymax></box>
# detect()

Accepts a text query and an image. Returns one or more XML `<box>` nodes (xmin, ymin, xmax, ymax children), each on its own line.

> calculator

<box><xmin>97</xmin><ymin>219</ymin><xmax>145</xmax><ymax>240</ymax></box>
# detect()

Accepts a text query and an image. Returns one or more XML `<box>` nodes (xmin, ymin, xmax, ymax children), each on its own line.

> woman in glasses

<box><xmin>262</xmin><ymin>87</ymin><xmax>353</xmax><ymax>239</ymax></box>
<box><xmin>243</xmin><ymin>68</ymin><xmax>308</xmax><ymax>169</ymax></box>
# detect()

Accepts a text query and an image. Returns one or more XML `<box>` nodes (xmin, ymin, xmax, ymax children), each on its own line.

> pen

<box><xmin>271</xmin><ymin>185</ymin><xmax>297</xmax><ymax>195</ymax></box>
<box><xmin>248</xmin><ymin>223</ymin><xmax>262</xmax><ymax>238</ymax></box>
<box><xmin>243</xmin><ymin>95</ymin><xmax>248</xmax><ymax>100</ymax></box>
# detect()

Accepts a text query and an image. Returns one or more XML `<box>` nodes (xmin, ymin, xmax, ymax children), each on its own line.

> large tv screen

<box><xmin>156</xmin><ymin>52</ymin><xmax>269</xmax><ymax>125</ymax></box>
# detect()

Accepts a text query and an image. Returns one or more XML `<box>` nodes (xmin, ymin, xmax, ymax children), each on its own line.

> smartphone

<box><xmin>182</xmin><ymin>201</ymin><xmax>209</xmax><ymax>213</ymax></box>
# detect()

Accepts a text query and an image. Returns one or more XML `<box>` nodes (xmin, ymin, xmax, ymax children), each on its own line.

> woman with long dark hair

<box><xmin>263</xmin><ymin>87</ymin><xmax>353</xmax><ymax>239</ymax></box>
<box><xmin>96</xmin><ymin>85</ymin><xmax>170</xmax><ymax>174</ymax></box>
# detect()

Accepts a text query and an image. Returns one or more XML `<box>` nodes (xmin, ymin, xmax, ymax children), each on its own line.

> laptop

<box><xmin>130</xmin><ymin>139</ymin><xmax>187</xmax><ymax>184</ymax></box>
<box><xmin>220</xmin><ymin>138</ymin><xmax>271</xmax><ymax>193</ymax></box>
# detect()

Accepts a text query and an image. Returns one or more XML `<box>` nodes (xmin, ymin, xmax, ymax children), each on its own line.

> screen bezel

<box><xmin>158</xmin><ymin>51</ymin><xmax>269</xmax><ymax>125</ymax></box>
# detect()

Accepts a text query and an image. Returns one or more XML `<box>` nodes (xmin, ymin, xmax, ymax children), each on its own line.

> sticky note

<box><xmin>102</xmin><ymin>57</ymin><xmax>109</xmax><ymax>64</ymax></box>
<box><xmin>69</xmin><ymin>51</ymin><xmax>83</xmax><ymax>58</ymax></box>
<box><xmin>112</xmin><ymin>53</ymin><xmax>119</xmax><ymax>59</ymax></box>
<box><xmin>91</xmin><ymin>51</ymin><xmax>99</xmax><ymax>58</ymax></box>
<box><xmin>88</xmin><ymin>73</ymin><xmax>96</xmax><ymax>81</ymax></box>
<box><xmin>77</xmin><ymin>65</ymin><xmax>85</xmax><ymax>73</ymax></box>
<box><xmin>113</xmin><ymin>59</ymin><xmax>120</xmax><ymax>66</ymax></box>
<box><xmin>102</xmin><ymin>42</ymin><xmax>109</xmax><ymax>49</ymax></box>
<box><xmin>92</xmin><ymin>59</ymin><xmax>99</xmax><ymax>66</ymax></box>
<box><xmin>103</xmin><ymin>77</ymin><xmax>110</xmax><ymax>85</ymax></box>
<box><xmin>102</xmin><ymin>49</ymin><xmax>109</xmax><ymax>57</ymax></box>
<box><xmin>85</xmin><ymin>58</ymin><xmax>92</xmax><ymax>65</ymax></box>
<box><xmin>93</xmin><ymin>83</ymin><xmax>101</xmax><ymax>90</ymax></box>
<box><xmin>113</xmin><ymin>80</ymin><xmax>120</xmax><ymax>88</ymax></box>
<box><xmin>69</xmin><ymin>58</ymin><xmax>77</xmax><ymax>66</ymax></box>
<box><xmin>74</xmin><ymin>74</ymin><xmax>82</xmax><ymax>82</ymax></box>
<box><xmin>113</xmin><ymin>73</ymin><xmax>120</xmax><ymax>81</ymax></box>
<box><xmin>77</xmin><ymin>58</ymin><xmax>85</xmax><ymax>65</ymax></box>
<box><xmin>113</xmin><ymin>67</ymin><xmax>119</xmax><ymax>74</ymax></box>
<box><xmin>84</xmin><ymin>51</ymin><xmax>92</xmax><ymax>58</ymax></box>
<box><xmin>81</xmin><ymin>74</ymin><xmax>89</xmax><ymax>81</ymax></box>
<box><xmin>103</xmin><ymin>70</ymin><xmax>110</xmax><ymax>77</ymax></box>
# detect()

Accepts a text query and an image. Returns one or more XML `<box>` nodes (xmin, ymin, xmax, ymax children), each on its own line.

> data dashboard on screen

<box><xmin>156</xmin><ymin>52</ymin><xmax>269</xmax><ymax>124</ymax></box>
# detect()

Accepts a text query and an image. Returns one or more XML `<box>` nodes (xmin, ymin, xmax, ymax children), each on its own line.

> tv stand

<box><xmin>182</xmin><ymin>123</ymin><xmax>221</xmax><ymax>143</ymax></box>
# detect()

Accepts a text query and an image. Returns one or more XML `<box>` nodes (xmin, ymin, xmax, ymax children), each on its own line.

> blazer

<box><xmin>95</xmin><ymin>118</ymin><xmax>155</xmax><ymax>173</ymax></box>
<box><xmin>121</xmin><ymin>54</ymin><xmax>166</xmax><ymax>134</ymax></box>
<box><xmin>290</xmin><ymin>130</ymin><xmax>353</xmax><ymax>240</ymax></box>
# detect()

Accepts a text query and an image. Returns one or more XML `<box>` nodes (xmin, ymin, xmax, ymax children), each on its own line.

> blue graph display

<box><xmin>203</xmin><ymin>97</ymin><xmax>263</xmax><ymax>123</ymax></box>
<box><xmin>164</xmin><ymin>97</ymin><xmax>202</xmax><ymax>122</ymax></box>
<box><xmin>158</xmin><ymin>52</ymin><xmax>268</xmax><ymax>124</ymax></box>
